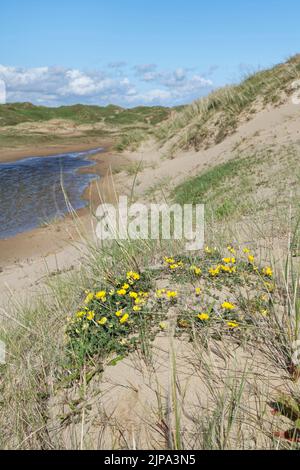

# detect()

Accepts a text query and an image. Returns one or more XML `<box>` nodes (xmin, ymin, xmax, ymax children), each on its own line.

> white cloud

<box><xmin>0</xmin><ymin>79</ymin><xmax>6</xmax><ymax>104</ymax></box>
<box><xmin>0</xmin><ymin>63</ymin><xmax>214</xmax><ymax>107</ymax></box>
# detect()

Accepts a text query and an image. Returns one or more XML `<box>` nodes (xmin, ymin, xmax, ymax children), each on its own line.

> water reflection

<box><xmin>0</xmin><ymin>147</ymin><xmax>102</xmax><ymax>239</ymax></box>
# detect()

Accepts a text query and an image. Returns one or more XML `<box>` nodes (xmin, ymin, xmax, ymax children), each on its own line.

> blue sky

<box><xmin>1</xmin><ymin>0</ymin><xmax>300</xmax><ymax>107</ymax></box>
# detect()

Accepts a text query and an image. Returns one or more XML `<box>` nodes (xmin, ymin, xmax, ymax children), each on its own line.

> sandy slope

<box><xmin>118</xmin><ymin>99</ymin><xmax>300</xmax><ymax>198</ymax></box>
<box><xmin>44</xmin><ymin>96</ymin><xmax>300</xmax><ymax>449</ymax></box>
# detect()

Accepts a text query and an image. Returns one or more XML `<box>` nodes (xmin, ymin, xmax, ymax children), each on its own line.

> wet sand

<box><xmin>0</xmin><ymin>140</ymin><xmax>108</xmax><ymax>163</ymax></box>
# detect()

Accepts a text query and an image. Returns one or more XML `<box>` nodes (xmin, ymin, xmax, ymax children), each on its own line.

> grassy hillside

<box><xmin>0</xmin><ymin>102</ymin><xmax>177</xmax><ymax>151</ymax></box>
<box><xmin>0</xmin><ymin>102</ymin><xmax>173</xmax><ymax>127</ymax></box>
<box><xmin>154</xmin><ymin>54</ymin><xmax>300</xmax><ymax>155</ymax></box>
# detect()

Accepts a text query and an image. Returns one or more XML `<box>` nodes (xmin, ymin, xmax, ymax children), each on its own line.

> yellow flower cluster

<box><xmin>164</xmin><ymin>257</ymin><xmax>184</xmax><ymax>270</ymax></box>
<box><xmin>84</xmin><ymin>292</ymin><xmax>94</xmax><ymax>304</ymax></box>
<box><xmin>221</xmin><ymin>265</ymin><xmax>236</xmax><ymax>274</ymax></box>
<box><xmin>209</xmin><ymin>264</ymin><xmax>236</xmax><ymax>277</ymax></box>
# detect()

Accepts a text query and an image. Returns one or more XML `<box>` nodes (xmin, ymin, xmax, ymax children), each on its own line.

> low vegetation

<box><xmin>0</xmin><ymin>102</ymin><xmax>172</xmax><ymax>127</ymax></box>
<box><xmin>1</xmin><ymin>226</ymin><xmax>300</xmax><ymax>449</ymax></box>
<box><xmin>0</xmin><ymin>103</ymin><xmax>174</xmax><ymax>151</ymax></box>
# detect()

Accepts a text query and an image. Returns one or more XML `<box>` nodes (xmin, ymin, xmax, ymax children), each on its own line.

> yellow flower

<box><xmin>164</xmin><ymin>257</ymin><xmax>175</xmax><ymax>264</ymax></box>
<box><xmin>166</xmin><ymin>291</ymin><xmax>178</xmax><ymax>299</ymax></box>
<box><xmin>190</xmin><ymin>265</ymin><xmax>202</xmax><ymax>275</ymax></box>
<box><xmin>159</xmin><ymin>321</ymin><xmax>168</xmax><ymax>330</ymax></box>
<box><xmin>120</xmin><ymin>313</ymin><xmax>129</xmax><ymax>324</ymax></box>
<box><xmin>133</xmin><ymin>306</ymin><xmax>141</xmax><ymax>312</ymax></box>
<box><xmin>262</xmin><ymin>266</ymin><xmax>273</xmax><ymax>278</ymax></box>
<box><xmin>248</xmin><ymin>255</ymin><xmax>255</xmax><ymax>264</ymax></box>
<box><xmin>135</xmin><ymin>297</ymin><xmax>145</xmax><ymax>305</ymax></box>
<box><xmin>221</xmin><ymin>265</ymin><xmax>230</xmax><ymax>273</ymax></box>
<box><xmin>122</xmin><ymin>283</ymin><xmax>130</xmax><ymax>290</ymax></box>
<box><xmin>129</xmin><ymin>292</ymin><xmax>138</xmax><ymax>299</ymax></box>
<box><xmin>198</xmin><ymin>313</ymin><xmax>210</xmax><ymax>321</ymax></box>
<box><xmin>156</xmin><ymin>289</ymin><xmax>166</xmax><ymax>298</ymax></box>
<box><xmin>260</xmin><ymin>309</ymin><xmax>269</xmax><ymax>317</ymax></box>
<box><xmin>86</xmin><ymin>310</ymin><xmax>95</xmax><ymax>321</ymax></box>
<box><xmin>76</xmin><ymin>311</ymin><xmax>86</xmax><ymax>319</ymax></box>
<box><xmin>205</xmin><ymin>246</ymin><xmax>212</xmax><ymax>254</ymax></box>
<box><xmin>98</xmin><ymin>317</ymin><xmax>108</xmax><ymax>325</ymax></box>
<box><xmin>169</xmin><ymin>264</ymin><xmax>179</xmax><ymax>270</ymax></box>
<box><xmin>223</xmin><ymin>257</ymin><xmax>236</xmax><ymax>264</ymax></box>
<box><xmin>227</xmin><ymin>246</ymin><xmax>236</xmax><ymax>254</ymax></box>
<box><xmin>115</xmin><ymin>310</ymin><xmax>123</xmax><ymax>317</ymax></box>
<box><xmin>222</xmin><ymin>302</ymin><xmax>236</xmax><ymax>311</ymax></box>
<box><xmin>227</xmin><ymin>321</ymin><xmax>239</xmax><ymax>329</ymax></box>
<box><xmin>221</xmin><ymin>264</ymin><xmax>236</xmax><ymax>274</ymax></box>
<box><xmin>95</xmin><ymin>290</ymin><xmax>106</xmax><ymax>301</ymax></box>
<box><xmin>243</xmin><ymin>248</ymin><xmax>251</xmax><ymax>254</ymax></box>
<box><xmin>84</xmin><ymin>292</ymin><xmax>94</xmax><ymax>304</ymax></box>
<box><xmin>117</xmin><ymin>289</ymin><xmax>127</xmax><ymax>296</ymax></box>
<box><xmin>209</xmin><ymin>265</ymin><xmax>221</xmax><ymax>277</ymax></box>
<box><xmin>195</xmin><ymin>287</ymin><xmax>202</xmax><ymax>296</ymax></box>
<box><xmin>109</xmin><ymin>289</ymin><xmax>115</xmax><ymax>296</ymax></box>
<box><xmin>126</xmin><ymin>271</ymin><xmax>140</xmax><ymax>281</ymax></box>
